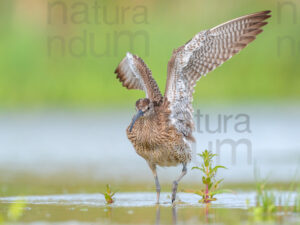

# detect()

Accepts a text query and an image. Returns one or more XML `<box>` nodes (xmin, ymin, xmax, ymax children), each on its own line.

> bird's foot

<box><xmin>172</xmin><ymin>200</ymin><xmax>177</xmax><ymax>207</ymax></box>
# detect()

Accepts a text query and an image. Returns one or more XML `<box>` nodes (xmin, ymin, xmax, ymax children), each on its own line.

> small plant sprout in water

<box><xmin>252</xmin><ymin>175</ymin><xmax>278</xmax><ymax>219</ymax></box>
<box><xmin>102</xmin><ymin>184</ymin><xmax>116</xmax><ymax>204</ymax></box>
<box><xmin>7</xmin><ymin>198</ymin><xmax>27</xmax><ymax>221</ymax></box>
<box><xmin>185</xmin><ymin>150</ymin><xmax>228</xmax><ymax>203</ymax></box>
<box><xmin>0</xmin><ymin>198</ymin><xmax>27</xmax><ymax>223</ymax></box>
<box><xmin>255</xmin><ymin>190</ymin><xmax>276</xmax><ymax>215</ymax></box>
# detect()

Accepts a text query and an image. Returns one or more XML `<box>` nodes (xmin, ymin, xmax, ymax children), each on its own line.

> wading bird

<box><xmin>114</xmin><ymin>11</ymin><xmax>271</xmax><ymax>204</ymax></box>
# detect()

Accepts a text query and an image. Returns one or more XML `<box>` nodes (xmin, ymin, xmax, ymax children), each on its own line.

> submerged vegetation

<box><xmin>0</xmin><ymin>198</ymin><xmax>26</xmax><ymax>223</ymax></box>
<box><xmin>185</xmin><ymin>150</ymin><xmax>228</xmax><ymax>203</ymax></box>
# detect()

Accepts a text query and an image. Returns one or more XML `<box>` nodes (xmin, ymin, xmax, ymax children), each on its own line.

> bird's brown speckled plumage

<box><xmin>114</xmin><ymin>11</ymin><xmax>271</xmax><ymax>203</ymax></box>
<box><xmin>127</xmin><ymin>99</ymin><xmax>192</xmax><ymax>167</ymax></box>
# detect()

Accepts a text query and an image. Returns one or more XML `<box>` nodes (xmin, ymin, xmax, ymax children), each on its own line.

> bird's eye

<box><xmin>147</xmin><ymin>106</ymin><xmax>150</xmax><ymax>110</ymax></box>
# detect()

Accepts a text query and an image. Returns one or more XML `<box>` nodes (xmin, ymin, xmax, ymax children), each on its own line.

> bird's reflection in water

<box><xmin>155</xmin><ymin>205</ymin><xmax>160</xmax><ymax>225</ymax></box>
<box><xmin>172</xmin><ymin>206</ymin><xmax>177</xmax><ymax>224</ymax></box>
<box><xmin>155</xmin><ymin>205</ymin><xmax>177</xmax><ymax>225</ymax></box>
<box><xmin>155</xmin><ymin>204</ymin><xmax>215</xmax><ymax>225</ymax></box>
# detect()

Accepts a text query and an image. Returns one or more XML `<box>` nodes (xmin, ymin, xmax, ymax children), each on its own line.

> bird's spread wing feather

<box><xmin>164</xmin><ymin>10</ymin><xmax>271</xmax><ymax>137</ymax></box>
<box><xmin>115</xmin><ymin>52</ymin><xmax>163</xmax><ymax>103</ymax></box>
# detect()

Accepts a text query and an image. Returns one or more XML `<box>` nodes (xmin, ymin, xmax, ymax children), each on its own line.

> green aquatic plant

<box><xmin>282</xmin><ymin>177</ymin><xmax>298</xmax><ymax>213</ymax></box>
<box><xmin>102</xmin><ymin>184</ymin><xmax>116</xmax><ymax>204</ymax></box>
<box><xmin>185</xmin><ymin>150</ymin><xmax>228</xmax><ymax>203</ymax></box>
<box><xmin>252</xmin><ymin>168</ymin><xmax>300</xmax><ymax>218</ymax></box>
<box><xmin>294</xmin><ymin>189</ymin><xmax>300</xmax><ymax>213</ymax></box>
<box><xmin>252</xmin><ymin>175</ymin><xmax>277</xmax><ymax>218</ymax></box>
<box><xmin>255</xmin><ymin>190</ymin><xmax>277</xmax><ymax>214</ymax></box>
<box><xmin>7</xmin><ymin>198</ymin><xmax>27</xmax><ymax>221</ymax></box>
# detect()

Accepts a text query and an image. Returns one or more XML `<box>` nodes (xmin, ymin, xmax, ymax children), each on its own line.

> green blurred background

<box><xmin>0</xmin><ymin>0</ymin><xmax>299</xmax><ymax>109</ymax></box>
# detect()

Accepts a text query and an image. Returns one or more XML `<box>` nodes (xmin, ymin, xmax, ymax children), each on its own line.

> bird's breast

<box><xmin>127</xmin><ymin>117</ymin><xmax>160</xmax><ymax>146</ymax></box>
<box><xmin>126</xmin><ymin>116</ymin><xmax>192</xmax><ymax>165</ymax></box>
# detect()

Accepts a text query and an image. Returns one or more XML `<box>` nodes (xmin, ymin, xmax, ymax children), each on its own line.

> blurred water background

<box><xmin>0</xmin><ymin>103</ymin><xmax>299</xmax><ymax>185</ymax></box>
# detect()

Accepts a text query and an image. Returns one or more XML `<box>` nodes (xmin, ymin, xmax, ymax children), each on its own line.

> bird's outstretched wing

<box><xmin>115</xmin><ymin>52</ymin><xmax>163</xmax><ymax>103</ymax></box>
<box><xmin>164</xmin><ymin>10</ymin><xmax>271</xmax><ymax>137</ymax></box>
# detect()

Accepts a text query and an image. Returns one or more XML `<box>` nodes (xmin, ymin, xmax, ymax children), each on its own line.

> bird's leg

<box><xmin>171</xmin><ymin>163</ymin><xmax>187</xmax><ymax>203</ymax></box>
<box><xmin>154</xmin><ymin>174</ymin><xmax>160</xmax><ymax>204</ymax></box>
<box><xmin>149</xmin><ymin>163</ymin><xmax>160</xmax><ymax>204</ymax></box>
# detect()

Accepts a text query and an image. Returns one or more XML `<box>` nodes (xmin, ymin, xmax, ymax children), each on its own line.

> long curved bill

<box><xmin>129</xmin><ymin>110</ymin><xmax>144</xmax><ymax>132</ymax></box>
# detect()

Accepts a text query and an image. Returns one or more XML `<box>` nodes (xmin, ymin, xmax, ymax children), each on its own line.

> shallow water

<box><xmin>0</xmin><ymin>192</ymin><xmax>297</xmax><ymax>208</ymax></box>
<box><xmin>0</xmin><ymin>192</ymin><xmax>259</xmax><ymax>208</ymax></box>
<box><xmin>0</xmin><ymin>192</ymin><xmax>299</xmax><ymax>225</ymax></box>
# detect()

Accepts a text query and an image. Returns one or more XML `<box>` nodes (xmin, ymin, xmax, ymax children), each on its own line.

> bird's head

<box><xmin>129</xmin><ymin>98</ymin><xmax>154</xmax><ymax>132</ymax></box>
